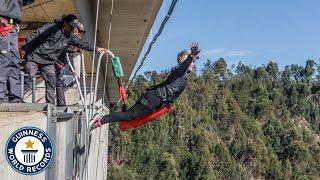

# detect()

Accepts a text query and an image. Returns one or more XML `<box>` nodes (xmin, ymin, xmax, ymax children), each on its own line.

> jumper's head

<box><xmin>177</xmin><ymin>50</ymin><xmax>194</xmax><ymax>72</ymax></box>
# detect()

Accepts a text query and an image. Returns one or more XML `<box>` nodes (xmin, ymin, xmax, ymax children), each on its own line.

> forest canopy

<box><xmin>108</xmin><ymin>58</ymin><xmax>320</xmax><ymax>179</ymax></box>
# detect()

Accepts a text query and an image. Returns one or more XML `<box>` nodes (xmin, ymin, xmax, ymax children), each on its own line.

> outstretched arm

<box><xmin>69</xmin><ymin>34</ymin><xmax>107</xmax><ymax>54</ymax></box>
<box><xmin>165</xmin><ymin>42</ymin><xmax>200</xmax><ymax>83</ymax></box>
<box><xmin>68</xmin><ymin>33</ymin><xmax>95</xmax><ymax>51</ymax></box>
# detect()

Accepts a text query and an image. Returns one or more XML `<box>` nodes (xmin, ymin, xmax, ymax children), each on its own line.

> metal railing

<box><xmin>20</xmin><ymin>72</ymin><xmax>79</xmax><ymax>103</ymax></box>
<box><xmin>20</xmin><ymin>71</ymin><xmax>36</xmax><ymax>103</ymax></box>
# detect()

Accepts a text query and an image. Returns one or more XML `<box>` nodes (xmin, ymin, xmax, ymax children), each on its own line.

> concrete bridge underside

<box><xmin>20</xmin><ymin>0</ymin><xmax>163</xmax><ymax>104</ymax></box>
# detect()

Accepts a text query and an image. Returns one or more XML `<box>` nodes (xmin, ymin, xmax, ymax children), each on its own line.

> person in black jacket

<box><xmin>56</xmin><ymin>22</ymin><xmax>85</xmax><ymax>107</ymax></box>
<box><xmin>0</xmin><ymin>0</ymin><xmax>34</xmax><ymax>103</ymax></box>
<box><xmin>23</xmin><ymin>15</ymin><xmax>106</xmax><ymax>104</ymax></box>
<box><xmin>90</xmin><ymin>42</ymin><xmax>200</xmax><ymax>130</ymax></box>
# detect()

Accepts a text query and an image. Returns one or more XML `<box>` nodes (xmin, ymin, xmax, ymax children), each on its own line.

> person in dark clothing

<box><xmin>90</xmin><ymin>42</ymin><xmax>200</xmax><ymax>129</ymax></box>
<box><xmin>0</xmin><ymin>0</ymin><xmax>34</xmax><ymax>103</ymax></box>
<box><xmin>56</xmin><ymin>23</ymin><xmax>84</xmax><ymax>107</ymax></box>
<box><xmin>56</xmin><ymin>49</ymin><xmax>76</xmax><ymax>107</ymax></box>
<box><xmin>23</xmin><ymin>15</ymin><xmax>106</xmax><ymax>104</ymax></box>
<box><xmin>56</xmin><ymin>48</ymin><xmax>83</xmax><ymax>106</ymax></box>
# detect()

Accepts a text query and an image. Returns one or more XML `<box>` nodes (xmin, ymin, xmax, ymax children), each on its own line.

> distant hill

<box><xmin>108</xmin><ymin>58</ymin><xmax>320</xmax><ymax>179</ymax></box>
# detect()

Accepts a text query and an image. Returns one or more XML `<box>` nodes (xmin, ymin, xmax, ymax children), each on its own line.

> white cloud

<box><xmin>224</xmin><ymin>50</ymin><xmax>253</xmax><ymax>57</ymax></box>
<box><xmin>203</xmin><ymin>48</ymin><xmax>253</xmax><ymax>57</ymax></box>
<box><xmin>203</xmin><ymin>48</ymin><xmax>226</xmax><ymax>56</ymax></box>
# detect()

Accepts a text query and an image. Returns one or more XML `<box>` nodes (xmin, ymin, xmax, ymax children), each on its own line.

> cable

<box><xmin>81</xmin><ymin>0</ymin><xmax>101</xmax><ymax>179</ymax></box>
<box><xmin>102</xmin><ymin>0</ymin><xmax>114</xmax><ymax>107</ymax></box>
<box><xmin>126</xmin><ymin>0</ymin><xmax>178</xmax><ymax>89</ymax></box>
<box><xmin>81</xmin><ymin>53</ymin><xmax>89</xmax><ymax>121</ymax></box>
<box><xmin>91</xmin><ymin>51</ymin><xmax>114</xmax><ymax>116</ymax></box>
<box><xmin>101</xmin><ymin>1</ymin><xmax>114</xmax><ymax>179</ymax></box>
<box><xmin>66</xmin><ymin>53</ymin><xmax>87</xmax><ymax>115</ymax></box>
<box><xmin>81</xmin><ymin>51</ymin><xmax>115</xmax><ymax>180</ymax></box>
<box><xmin>88</xmin><ymin>0</ymin><xmax>101</xmax><ymax>119</ymax></box>
<box><xmin>91</xmin><ymin>0</ymin><xmax>115</xmax><ymax>178</ymax></box>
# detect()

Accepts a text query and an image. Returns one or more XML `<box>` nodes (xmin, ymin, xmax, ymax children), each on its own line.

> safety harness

<box><xmin>119</xmin><ymin>104</ymin><xmax>172</xmax><ymax>131</ymax></box>
<box><xmin>0</xmin><ymin>18</ymin><xmax>14</xmax><ymax>36</ymax></box>
<box><xmin>109</xmin><ymin>56</ymin><xmax>172</xmax><ymax>130</ymax></box>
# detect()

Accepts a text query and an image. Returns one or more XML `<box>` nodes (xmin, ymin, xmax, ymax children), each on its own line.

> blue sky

<box><xmin>134</xmin><ymin>0</ymin><xmax>320</xmax><ymax>75</ymax></box>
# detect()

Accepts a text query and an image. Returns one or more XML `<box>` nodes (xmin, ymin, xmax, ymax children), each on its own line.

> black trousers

<box><xmin>0</xmin><ymin>25</ymin><xmax>22</xmax><ymax>103</ymax></box>
<box><xmin>56</xmin><ymin>67</ymin><xmax>66</xmax><ymax>106</ymax></box>
<box><xmin>24</xmin><ymin>61</ymin><xmax>56</xmax><ymax>104</ymax></box>
<box><xmin>101</xmin><ymin>90</ymin><xmax>162</xmax><ymax>124</ymax></box>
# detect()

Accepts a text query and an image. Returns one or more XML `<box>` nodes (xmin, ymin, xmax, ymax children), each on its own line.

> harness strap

<box><xmin>155</xmin><ymin>88</ymin><xmax>167</xmax><ymax>102</ymax></box>
<box><xmin>139</xmin><ymin>89</ymin><xmax>171</xmax><ymax>111</ymax></box>
<box><xmin>0</xmin><ymin>18</ymin><xmax>14</xmax><ymax>36</ymax></box>
<box><xmin>118</xmin><ymin>78</ymin><xmax>127</xmax><ymax>100</ymax></box>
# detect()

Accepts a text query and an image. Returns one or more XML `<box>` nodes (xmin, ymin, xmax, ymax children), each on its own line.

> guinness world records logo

<box><xmin>5</xmin><ymin>126</ymin><xmax>54</xmax><ymax>175</ymax></box>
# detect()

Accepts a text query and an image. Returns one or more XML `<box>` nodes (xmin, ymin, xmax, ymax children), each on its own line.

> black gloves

<box><xmin>190</xmin><ymin>42</ymin><xmax>200</xmax><ymax>59</ymax></box>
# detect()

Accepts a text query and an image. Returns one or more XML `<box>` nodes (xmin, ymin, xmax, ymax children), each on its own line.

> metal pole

<box><xmin>20</xmin><ymin>71</ymin><xmax>24</xmax><ymax>100</ymax></box>
<box><xmin>32</xmin><ymin>77</ymin><xmax>36</xmax><ymax>103</ymax></box>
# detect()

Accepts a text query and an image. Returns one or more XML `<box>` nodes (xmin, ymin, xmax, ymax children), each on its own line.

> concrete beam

<box><xmin>95</xmin><ymin>0</ymin><xmax>163</xmax><ymax>104</ymax></box>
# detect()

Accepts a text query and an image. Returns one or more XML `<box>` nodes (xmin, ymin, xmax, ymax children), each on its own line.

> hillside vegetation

<box><xmin>108</xmin><ymin>59</ymin><xmax>320</xmax><ymax>179</ymax></box>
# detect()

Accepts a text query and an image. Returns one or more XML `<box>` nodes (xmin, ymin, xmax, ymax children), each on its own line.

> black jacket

<box><xmin>24</xmin><ymin>18</ymin><xmax>96</xmax><ymax>65</ymax></box>
<box><xmin>153</xmin><ymin>55</ymin><xmax>194</xmax><ymax>103</ymax></box>
<box><xmin>57</xmin><ymin>45</ymin><xmax>76</xmax><ymax>65</ymax></box>
<box><xmin>0</xmin><ymin>0</ymin><xmax>32</xmax><ymax>22</ymax></box>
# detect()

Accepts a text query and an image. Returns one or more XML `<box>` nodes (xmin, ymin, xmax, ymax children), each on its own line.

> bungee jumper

<box><xmin>90</xmin><ymin>42</ymin><xmax>200</xmax><ymax>130</ymax></box>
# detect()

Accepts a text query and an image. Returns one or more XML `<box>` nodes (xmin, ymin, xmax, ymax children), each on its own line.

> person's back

<box><xmin>24</xmin><ymin>17</ymin><xmax>97</xmax><ymax>65</ymax></box>
<box><xmin>24</xmin><ymin>19</ymin><xmax>67</xmax><ymax>65</ymax></box>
